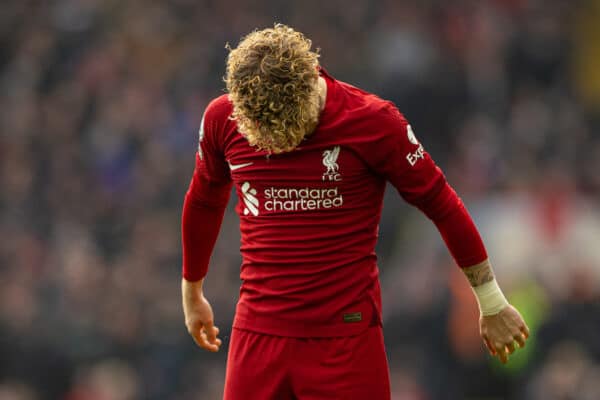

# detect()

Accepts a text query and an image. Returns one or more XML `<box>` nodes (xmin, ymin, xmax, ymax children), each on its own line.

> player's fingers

<box><xmin>190</xmin><ymin>329</ymin><xmax>208</xmax><ymax>349</ymax></box>
<box><xmin>213</xmin><ymin>327</ymin><xmax>222</xmax><ymax>347</ymax></box>
<box><xmin>203</xmin><ymin>319</ymin><xmax>214</xmax><ymax>332</ymax></box>
<box><xmin>204</xmin><ymin>322</ymin><xmax>219</xmax><ymax>344</ymax></box>
<box><xmin>505</xmin><ymin>341</ymin><xmax>515</xmax><ymax>355</ymax></box>
<box><xmin>514</xmin><ymin>332</ymin><xmax>526</xmax><ymax>348</ymax></box>
<box><xmin>520</xmin><ymin>323</ymin><xmax>530</xmax><ymax>339</ymax></box>
<box><xmin>201</xmin><ymin>325</ymin><xmax>221</xmax><ymax>351</ymax></box>
<box><xmin>495</xmin><ymin>343</ymin><xmax>508</xmax><ymax>364</ymax></box>
<box><xmin>497</xmin><ymin>351</ymin><xmax>508</xmax><ymax>364</ymax></box>
<box><xmin>189</xmin><ymin>325</ymin><xmax>219</xmax><ymax>352</ymax></box>
<box><xmin>203</xmin><ymin>331</ymin><xmax>222</xmax><ymax>349</ymax></box>
<box><xmin>197</xmin><ymin>330</ymin><xmax>220</xmax><ymax>352</ymax></box>
<box><xmin>200</xmin><ymin>328</ymin><xmax>221</xmax><ymax>348</ymax></box>
<box><xmin>212</xmin><ymin>326</ymin><xmax>220</xmax><ymax>340</ymax></box>
<box><xmin>482</xmin><ymin>335</ymin><xmax>495</xmax><ymax>355</ymax></box>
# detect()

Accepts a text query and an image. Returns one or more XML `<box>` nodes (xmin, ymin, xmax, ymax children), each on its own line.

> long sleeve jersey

<box><xmin>182</xmin><ymin>68</ymin><xmax>487</xmax><ymax>337</ymax></box>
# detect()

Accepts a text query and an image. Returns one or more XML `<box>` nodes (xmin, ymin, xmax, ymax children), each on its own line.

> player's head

<box><xmin>225</xmin><ymin>24</ymin><xmax>321</xmax><ymax>153</ymax></box>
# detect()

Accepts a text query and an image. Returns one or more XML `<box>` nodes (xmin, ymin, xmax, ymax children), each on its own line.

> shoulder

<box><xmin>199</xmin><ymin>94</ymin><xmax>236</xmax><ymax>152</ymax></box>
<box><xmin>332</xmin><ymin>81</ymin><xmax>415</xmax><ymax>159</ymax></box>
<box><xmin>201</xmin><ymin>94</ymin><xmax>235</xmax><ymax>137</ymax></box>
<box><xmin>203</xmin><ymin>94</ymin><xmax>233</xmax><ymax>122</ymax></box>
<box><xmin>336</xmin><ymin>80</ymin><xmax>407</xmax><ymax>126</ymax></box>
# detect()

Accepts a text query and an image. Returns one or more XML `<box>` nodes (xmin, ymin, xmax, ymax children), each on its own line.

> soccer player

<box><xmin>181</xmin><ymin>24</ymin><xmax>529</xmax><ymax>399</ymax></box>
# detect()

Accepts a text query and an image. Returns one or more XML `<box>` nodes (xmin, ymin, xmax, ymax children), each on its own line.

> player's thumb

<box><xmin>204</xmin><ymin>320</ymin><xmax>218</xmax><ymax>343</ymax></box>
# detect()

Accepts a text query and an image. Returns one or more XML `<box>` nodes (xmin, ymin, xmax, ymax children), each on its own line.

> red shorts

<box><xmin>223</xmin><ymin>326</ymin><xmax>390</xmax><ymax>400</ymax></box>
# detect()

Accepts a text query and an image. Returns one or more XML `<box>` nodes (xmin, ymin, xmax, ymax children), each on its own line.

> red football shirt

<box><xmin>182</xmin><ymin>69</ymin><xmax>487</xmax><ymax>337</ymax></box>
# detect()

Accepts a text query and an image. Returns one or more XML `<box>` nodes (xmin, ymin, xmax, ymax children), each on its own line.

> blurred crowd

<box><xmin>1</xmin><ymin>0</ymin><xmax>600</xmax><ymax>399</ymax></box>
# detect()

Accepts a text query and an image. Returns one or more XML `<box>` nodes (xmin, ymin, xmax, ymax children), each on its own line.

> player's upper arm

<box><xmin>362</xmin><ymin>104</ymin><xmax>446</xmax><ymax>207</ymax></box>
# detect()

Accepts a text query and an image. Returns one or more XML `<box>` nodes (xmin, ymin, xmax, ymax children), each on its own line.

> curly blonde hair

<box><xmin>225</xmin><ymin>24</ymin><xmax>321</xmax><ymax>153</ymax></box>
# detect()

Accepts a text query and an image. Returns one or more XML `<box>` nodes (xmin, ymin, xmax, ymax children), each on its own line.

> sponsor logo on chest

<box><xmin>240</xmin><ymin>146</ymin><xmax>345</xmax><ymax>216</ymax></box>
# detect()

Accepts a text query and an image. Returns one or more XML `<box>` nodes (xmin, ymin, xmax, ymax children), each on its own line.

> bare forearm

<box><xmin>462</xmin><ymin>258</ymin><xmax>509</xmax><ymax>316</ymax></box>
<box><xmin>182</xmin><ymin>278</ymin><xmax>204</xmax><ymax>320</ymax></box>
<box><xmin>182</xmin><ymin>277</ymin><xmax>205</xmax><ymax>297</ymax></box>
<box><xmin>462</xmin><ymin>259</ymin><xmax>495</xmax><ymax>287</ymax></box>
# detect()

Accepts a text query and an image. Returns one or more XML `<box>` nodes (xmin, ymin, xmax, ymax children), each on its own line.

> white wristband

<box><xmin>471</xmin><ymin>278</ymin><xmax>509</xmax><ymax>316</ymax></box>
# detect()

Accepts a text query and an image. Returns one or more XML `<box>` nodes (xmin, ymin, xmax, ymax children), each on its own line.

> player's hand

<box><xmin>182</xmin><ymin>278</ymin><xmax>222</xmax><ymax>352</ymax></box>
<box><xmin>480</xmin><ymin>304</ymin><xmax>529</xmax><ymax>364</ymax></box>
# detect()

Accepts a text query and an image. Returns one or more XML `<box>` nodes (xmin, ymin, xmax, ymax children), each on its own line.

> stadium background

<box><xmin>1</xmin><ymin>0</ymin><xmax>600</xmax><ymax>399</ymax></box>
